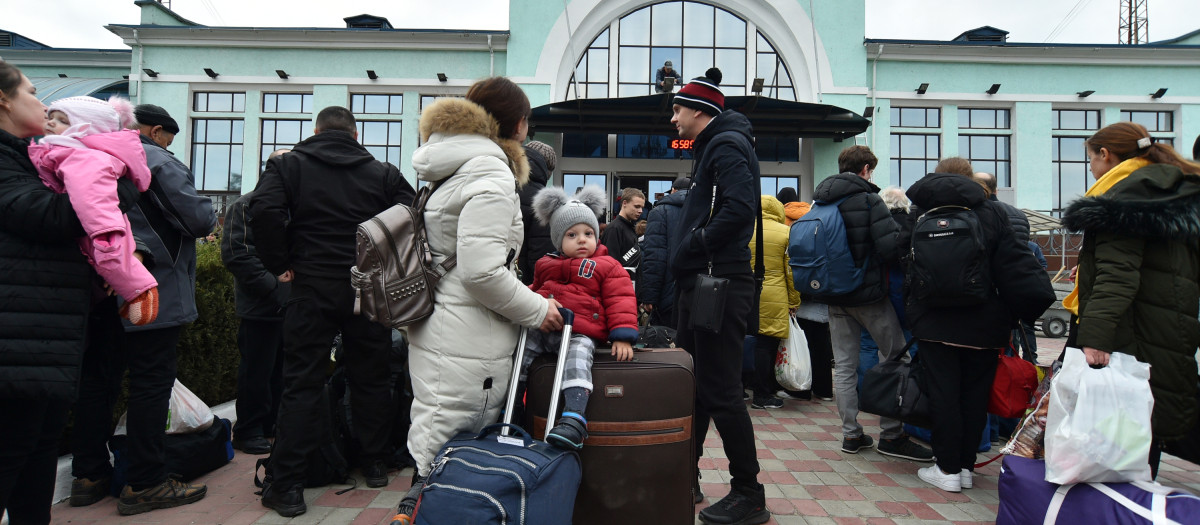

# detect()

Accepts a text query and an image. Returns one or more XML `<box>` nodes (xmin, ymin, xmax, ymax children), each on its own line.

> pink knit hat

<box><xmin>47</xmin><ymin>96</ymin><xmax>136</xmax><ymax>136</ymax></box>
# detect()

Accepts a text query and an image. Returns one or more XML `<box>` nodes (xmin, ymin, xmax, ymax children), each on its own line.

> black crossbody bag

<box><xmin>689</xmin><ymin>175</ymin><xmax>764</xmax><ymax>333</ymax></box>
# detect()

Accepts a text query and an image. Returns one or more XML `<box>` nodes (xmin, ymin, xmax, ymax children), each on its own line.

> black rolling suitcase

<box><xmin>525</xmin><ymin>347</ymin><xmax>696</xmax><ymax>525</ymax></box>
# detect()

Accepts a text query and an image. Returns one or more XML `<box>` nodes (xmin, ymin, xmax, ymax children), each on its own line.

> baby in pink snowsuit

<box><xmin>29</xmin><ymin>96</ymin><xmax>159</xmax><ymax>325</ymax></box>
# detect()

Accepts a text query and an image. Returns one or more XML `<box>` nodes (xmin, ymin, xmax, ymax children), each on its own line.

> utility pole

<box><xmin>1118</xmin><ymin>0</ymin><xmax>1149</xmax><ymax>44</ymax></box>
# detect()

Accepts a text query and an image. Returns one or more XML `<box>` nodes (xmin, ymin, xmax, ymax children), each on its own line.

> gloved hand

<box><xmin>120</xmin><ymin>287</ymin><xmax>160</xmax><ymax>326</ymax></box>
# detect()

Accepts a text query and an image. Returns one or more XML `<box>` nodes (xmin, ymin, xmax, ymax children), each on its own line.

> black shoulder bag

<box><xmin>688</xmin><ymin>177</ymin><xmax>765</xmax><ymax>334</ymax></box>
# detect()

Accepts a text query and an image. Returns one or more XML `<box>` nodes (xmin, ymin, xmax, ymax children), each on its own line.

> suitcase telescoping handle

<box><xmin>502</xmin><ymin>308</ymin><xmax>575</xmax><ymax>439</ymax></box>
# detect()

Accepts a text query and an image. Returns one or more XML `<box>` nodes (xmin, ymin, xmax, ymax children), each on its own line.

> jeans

<box><xmin>829</xmin><ymin>299</ymin><xmax>905</xmax><ymax>440</ymax></box>
<box><xmin>0</xmin><ymin>398</ymin><xmax>70</xmax><ymax>525</ymax></box>
<box><xmin>233</xmin><ymin>318</ymin><xmax>284</xmax><ymax>440</ymax></box>
<box><xmin>676</xmin><ymin>272</ymin><xmax>762</xmax><ymax>496</ymax></box>
<box><xmin>920</xmin><ymin>341</ymin><xmax>998</xmax><ymax>474</ymax></box>
<box><xmin>269</xmin><ymin>275</ymin><xmax>394</xmax><ymax>489</ymax></box>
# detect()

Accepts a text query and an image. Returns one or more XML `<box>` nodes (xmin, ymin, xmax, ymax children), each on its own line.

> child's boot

<box><xmin>546</xmin><ymin>412</ymin><xmax>588</xmax><ymax>450</ymax></box>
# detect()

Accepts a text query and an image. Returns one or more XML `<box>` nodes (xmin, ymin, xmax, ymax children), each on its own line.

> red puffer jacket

<box><xmin>530</xmin><ymin>244</ymin><xmax>639</xmax><ymax>343</ymax></box>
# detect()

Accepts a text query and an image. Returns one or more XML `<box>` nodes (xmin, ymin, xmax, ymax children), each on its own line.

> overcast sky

<box><xmin>3</xmin><ymin>0</ymin><xmax>1196</xmax><ymax>49</ymax></box>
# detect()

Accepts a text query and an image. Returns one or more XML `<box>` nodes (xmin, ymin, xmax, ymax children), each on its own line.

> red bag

<box><xmin>988</xmin><ymin>331</ymin><xmax>1039</xmax><ymax>418</ymax></box>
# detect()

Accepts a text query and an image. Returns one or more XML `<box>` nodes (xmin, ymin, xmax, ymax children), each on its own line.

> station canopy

<box><xmin>30</xmin><ymin>77</ymin><xmax>129</xmax><ymax>104</ymax></box>
<box><xmin>530</xmin><ymin>93</ymin><xmax>870</xmax><ymax>140</ymax></box>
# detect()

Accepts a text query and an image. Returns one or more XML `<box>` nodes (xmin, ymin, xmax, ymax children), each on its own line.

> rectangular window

<box><xmin>351</xmin><ymin>94</ymin><xmax>404</xmax><ymax>115</ymax></box>
<box><xmin>1051</xmin><ymin>137</ymin><xmax>1091</xmax><ymax>214</ymax></box>
<box><xmin>260</xmin><ymin>119</ymin><xmax>312</xmax><ymax>165</ymax></box>
<box><xmin>191</xmin><ymin>119</ymin><xmax>244</xmax><ymax>192</ymax></box>
<box><xmin>563</xmin><ymin>173</ymin><xmax>607</xmax><ymax>195</ymax></box>
<box><xmin>616</xmin><ymin>134</ymin><xmax>692</xmax><ymax>160</ymax></box>
<box><xmin>760</xmin><ymin>176</ymin><xmax>799</xmax><ymax>198</ymax></box>
<box><xmin>648</xmin><ymin>180</ymin><xmax>674</xmax><ymax>202</ymax></box>
<box><xmin>193</xmin><ymin>92</ymin><xmax>245</xmax><ymax>112</ymax></box>
<box><xmin>1052</xmin><ymin>109</ymin><xmax>1100</xmax><ymax>131</ymax></box>
<box><xmin>888</xmin><ymin>133</ymin><xmax>940</xmax><ymax>189</ymax></box>
<box><xmin>754</xmin><ymin>136</ymin><xmax>799</xmax><ymax>163</ymax></box>
<box><xmin>890</xmin><ymin>107</ymin><xmax>940</xmax><ymax>128</ymax></box>
<box><xmin>262</xmin><ymin>93</ymin><xmax>313</xmax><ymax>114</ymax></box>
<box><xmin>1121</xmin><ymin>110</ymin><xmax>1173</xmax><ymax>132</ymax></box>
<box><xmin>419</xmin><ymin>95</ymin><xmax>464</xmax><ymax>112</ymax></box>
<box><xmin>356</xmin><ymin>121</ymin><xmax>403</xmax><ymax>166</ymax></box>
<box><xmin>958</xmin><ymin>108</ymin><xmax>1010</xmax><ymax>129</ymax></box>
<box><xmin>562</xmin><ymin>133</ymin><xmax>609</xmax><ymax>158</ymax></box>
<box><xmin>958</xmin><ymin>135</ymin><xmax>1011</xmax><ymax>187</ymax></box>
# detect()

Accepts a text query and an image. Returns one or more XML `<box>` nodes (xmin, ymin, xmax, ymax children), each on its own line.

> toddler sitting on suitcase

<box><xmin>525</xmin><ymin>186</ymin><xmax>638</xmax><ymax>450</ymax></box>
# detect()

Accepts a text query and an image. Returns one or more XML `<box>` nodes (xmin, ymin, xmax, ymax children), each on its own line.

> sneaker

<box><xmin>260</xmin><ymin>482</ymin><xmax>306</xmax><ymax>517</ymax></box>
<box><xmin>69</xmin><ymin>477</ymin><xmax>111</xmax><ymax>507</ymax></box>
<box><xmin>918</xmin><ymin>465</ymin><xmax>962</xmax><ymax>492</ymax></box>
<box><xmin>546</xmin><ymin>412</ymin><xmax>588</xmax><ymax>450</ymax></box>
<box><xmin>777</xmin><ymin>390</ymin><xmax>811</xmax><ymax>401</ymax></box>
<box><xmin>877</xmin><ymin>436</ymin><xmax>934</xmax><ymax>462</ymax></box>
<box><xmin>816</xmin><ymin>395</ymin><xmax>835</xmax><ymax>402</ymax></box>
<box><xmin>363</xmin><ymin>459</ymin><xmax>389</xmax><ymax>488</ymax></box>
<box><xmin>693</xmin><ymin>477</ymin><xmax>704</xmax><ymax>504</ymax></box>
<box><xmin>698</xmin><ymin>490</ymin><xmax>770</xmax><ymax>525</ymax></box>
<box><xmin>117</xmin><ymin>477</ymin><xmax>207</xmax><ymax>515</ymax></box>
<box><xmin>742</xmin><ymin>390</ymin><xmax>751</xmax><ymax>401</ymax></box>
<box><xmin>960</xmin><ymin>470</ymin><xmax>973</xmax><ymax>489</ymax></box>
<box><xmin>750</xmin><ymin>396</ymin><xmax>784</xmax><ymax>409</ymax></box>
<box><xmin>392</xmin><ymin>476</ymin><xmax>425</xmax><ymax>524</ymax></box>
<box><xmin>841</xmin><ymin>434</ymin><xmax>874</xmax><ymax>454</ymax></box>
<box><xmin>232</xmin><ymin>435</ymin><xmax>272</xmax><ymax>455</ymax></box>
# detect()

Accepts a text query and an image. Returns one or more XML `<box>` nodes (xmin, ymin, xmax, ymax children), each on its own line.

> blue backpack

<box><xmin>788</xmin><ymin>195</ymin><xmax>865</xmax><ymax>298</ymax></box>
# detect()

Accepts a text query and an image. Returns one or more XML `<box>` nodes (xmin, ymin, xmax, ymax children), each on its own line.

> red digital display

<box><xmin>671</xmin><ymin>139</ymin><xmax>694</xmax><ymax>150</ymax></box>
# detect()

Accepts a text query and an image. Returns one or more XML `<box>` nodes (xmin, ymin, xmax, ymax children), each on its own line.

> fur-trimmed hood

<box><xmin>1062</xmin><ymin>163</ymin><xmax>1200</xmax><ymax>240</ymax></box>
<box><xmin>413</xmin><ymin>97</ymin><xmax>529</xmax><ymax>186</ymax></box>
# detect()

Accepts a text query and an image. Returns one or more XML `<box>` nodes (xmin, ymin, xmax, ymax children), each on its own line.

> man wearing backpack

<box><xmin>250</xmin><ymin>106</ymin><xmax>415</xmax><ymax>517</ymax></box>
<box><xmin>809</xmin><ymin>145</ymin><xmax>933</xmax><ymax>462</ymax></box>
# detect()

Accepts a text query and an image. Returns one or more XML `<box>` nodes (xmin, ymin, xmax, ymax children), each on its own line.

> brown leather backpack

<box><xmin>351</xmin><ymin>183</ymin><xmax>456</xmax><ymax>329</ymax></box>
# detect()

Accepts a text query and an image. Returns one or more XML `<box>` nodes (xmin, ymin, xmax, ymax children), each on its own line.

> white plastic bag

<box><xmin>113</xmin><ymin>379</ymin><xmax>215</xmax><ymax>436</ymax></box>
<box><xmin>775</xmin><ymin>317</ymin><xmax>812</xmax><ymax>391</ymax></box>
<box><xmin>1044</xmin><ymin>348</ymin><xmax>1153</xmax><ymax>484</ymax></box>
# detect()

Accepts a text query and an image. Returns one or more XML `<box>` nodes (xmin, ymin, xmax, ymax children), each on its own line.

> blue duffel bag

<box><xmin>413</xmin><ymin>423</ymin><xmax>581</xmax><ymax>525</ymax></box>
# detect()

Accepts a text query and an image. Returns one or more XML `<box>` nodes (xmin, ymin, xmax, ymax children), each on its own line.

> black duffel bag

<box><xmin>859</xmin><ymin>340</ymin><xmax>933</xmax><ymax>428</ymax></box>
<box><xmin>110</xmin><ymin>416</ymin><xmax>234</xmax><ymax>496</ymax></box>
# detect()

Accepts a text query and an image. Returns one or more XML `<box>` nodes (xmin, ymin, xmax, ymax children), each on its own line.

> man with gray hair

<box><xmin>879</xmin><ymin>186</ymin><xmax>910</xmax><ymax>213</ymax></box>
<box><xmin>971</xmin><ymin>172</ymin><xmax>1029</xmax><ymax>244</ymax></box>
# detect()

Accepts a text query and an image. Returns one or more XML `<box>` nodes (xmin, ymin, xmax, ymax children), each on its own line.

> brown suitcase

<box><xmin>524</xmin><ymin>347</ymin><xmax>695</xmax><ymax>525</ymax></box>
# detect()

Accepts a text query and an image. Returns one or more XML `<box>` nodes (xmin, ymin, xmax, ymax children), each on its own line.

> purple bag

<box><xmin>998</xmin><ymin>455</ymin><xmax>1200</xmax><ymax>525</ymax></box>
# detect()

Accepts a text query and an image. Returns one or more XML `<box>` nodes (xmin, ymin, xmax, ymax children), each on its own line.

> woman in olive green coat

<box><xmin>1062</xmin><ymin>121</ymin><xmax>1200</xmax><ymax>476</ymax></box>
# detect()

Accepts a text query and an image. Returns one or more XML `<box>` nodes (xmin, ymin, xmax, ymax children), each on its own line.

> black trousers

<box><xmin>796</xmin><ymin>318</ymin><xmax>834</xmax><ymax>398</ymax></box>
<box><xmin>0</xmin><ymin>398</ymin><xmax>70</xmax><ymax>525</ymax></box>
<box><xmin>676</xmin><ymin>272</ymin><xmax>763</xmax><ymax>496</ymax></box>
<box><xmin>752</xmin><ymin>335</ymin><xmax>781</xmax><ymax>398</ymax></box>
<box><xmin>920</xmin><ymin>340</ymin><xmax>998</xmax><ymax>474</ymax></box>
<box><xmin>233</xmin><ymin>318</ymin><xmax>284</xmax><ymax>440</ymax></box>
<box><xmin>72</xmin><ymin>296</ymin><xmax>181</xmax><ymax>491</ymax></box>
<box><xmin>269</xmin><ymin>275</ymin><xmax>394</xmax><ymax>489</ymax></box>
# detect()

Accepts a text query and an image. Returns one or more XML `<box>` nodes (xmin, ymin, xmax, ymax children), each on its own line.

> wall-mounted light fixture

<box><xmin>1151</xmin><ymin>88</ymin><xmax>1167</xmax><ymax>99</ymax></box>
<box><xmin>751</xmin><ymin>78</ymin><xmax>765</xmax><ymax>94</ymax></box>
<box><xmin>437</xmin><ymin>73</ymin><xmax>448</xmax><ymax>82</ymax></box>
<box><xmin>986</xmin><ymin>84</ymin><xmax>1001</xmax><ymax>95</ymax></box>
<box><xmin>204</xmin><ymin>68</ymin><xmax>219</xmax><ymax>79</ymax></box>
<box><xmin>916</xmin><ymin>83</ymin><xmax>929</xmax><ymax>95</ymax></box>
<box><xmin>863</xmin><ymin>106</ymin><xmax>875</xmax><ymax>118</ymax></box>
<box><xmin>276</xmin><ymin>70</ymin><xmax>289</xmax><ymax>79</ymax></box>
<box><xmin>1076</xmin><ymin>90</ymin><xmax>1095</xmax><ymax>98</ymax></box>
<box><xmin>58</xmin><ymin>73</ymin><xmax>68</xmax><ymax>78</ymax></box>
<box><xmin>142</xmin><ymin>68</ymin><xmax>159</xmax><ymax>78</ymax></box>
<box><xmin>367</xmin><ymin>70</ymin><xmax>378</xmax><ymax>80</ymax></box>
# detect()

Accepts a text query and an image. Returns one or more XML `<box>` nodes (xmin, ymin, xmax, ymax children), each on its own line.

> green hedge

<box><xmin>176</xmin><ymin>240</ymin><xmax>240</xmax><ymax>407</ymax></box>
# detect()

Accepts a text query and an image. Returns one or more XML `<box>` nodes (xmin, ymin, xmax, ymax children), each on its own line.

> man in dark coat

<box><xmin>251</xmin><ymin>106</ymin><xmax>415</xmax><ymax>517</ymax></box>
<box><xmin>518</xmin><ymin>141</ymin><xmax>556</xmax><ymax>285</ymax></box>
<box><xmin>220</xmin><ymin>148</ymin><xmax>292</xmax><ymax>455</ymax></box>
<box><xmin>814</xmin><ymin>145</ymin><xmax>932</xmax><ymax>463</ymax></box>
<box><xmin>971</xmin><ymin>170</ymin><xmax>1030</xmax><ymax>244</ymax></box>
<box><xmin>668</xmin><ymin>68</ymin><xmax>769</xmax><ymax>525</ymax></box>
<box><xmin>638</xmin><ymin>177</ymin><xmax>689</xmax><ymax>326</ymax></box>
<box><xmin>601</xmin><ymin>187</ymin><xmax>645</xmax><ymax>269</ymax></box>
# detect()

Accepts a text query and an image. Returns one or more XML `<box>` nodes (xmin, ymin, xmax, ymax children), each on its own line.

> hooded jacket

<box><xmin>251</xmin><ymin>130</ymin><xmax>415</xmax><ymax>279</ymax></box>
<box><xmin>810</xmin><ymin>172</ymin><xmax>900</xmax><ymax>307</ymax></box>
<box><xmin>517</xmin><ymin>147</ymin><xmax>555</xmax><ymax>285</ymax></box>
<box><xmin>0</xmin><ymin>129</ymin><xmax>93</xmax><ymax>400</ymax></box>
<box><xmin>670</xmin><ymin>110</ymin><xmax>760</xmax><ymax>280</ymax></box>
<box><xmin>638</xmin><ymin>188</ymin><xmax>688</xmax><ymax>313</ymax></box>
<box><xmin>1062</xmin><ymin>163</ymin><xmax>1200</xmax><ymax>439</ymax></box>
<box><xmin>783</xmin><ymin>201</ymin><xmax>810</xmax><ymax>227</ymax></box>
<box><xmin>902</xmin><ymin>173</ymin><xmax>1055</xmax><ymax>348</ymax></box>
<box><xmin>751</xmin><ymin>196</ymin><xmax>801</xmax><ymax>338</ymax></box>
<box><xmin>405</xmin><ymin>97</ymin><xmax>549</xmax><ymax>476</ymax></box>
<box><xmin>126</xmin><ymin>134</ymin><xmax>217</xmax><ymax>330</ymax></box>
<box><xmin>530</xmin><ymin>244</ymin><xmax>638</xmax><ymax>342</ymax></box>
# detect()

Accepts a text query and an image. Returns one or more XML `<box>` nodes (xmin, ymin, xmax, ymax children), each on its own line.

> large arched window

<box><xmin>567</xmin><ymin>1</ymin><xmax>797</xmax><ymax>100</ymax></box>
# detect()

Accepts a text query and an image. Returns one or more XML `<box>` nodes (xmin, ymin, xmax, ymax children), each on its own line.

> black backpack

<box><xmin>907</xmin><ymin>205</ymin><xmax>993</xmax><ymax>307</ymax></box>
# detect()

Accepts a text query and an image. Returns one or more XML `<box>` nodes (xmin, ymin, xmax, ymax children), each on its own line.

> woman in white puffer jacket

<box><xmin>399</xmin><ymin>77</ymin><xmax>563</xmax><ymax>515</ymax></box>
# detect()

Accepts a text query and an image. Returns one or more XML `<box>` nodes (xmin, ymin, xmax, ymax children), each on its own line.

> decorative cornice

<box><xmin>106</xmin><ymin>25</ymin><xmax>509</xmax><ymax>52</ymax></box>
<box><xmin>864</xmin><ymin>41</ymin><xmax>1200</xmax><ymax>67</ymax></box>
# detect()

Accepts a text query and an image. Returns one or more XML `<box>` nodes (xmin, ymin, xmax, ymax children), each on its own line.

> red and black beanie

<box><xmin>674</xmin><ymin>68</ymin><xmax>724</xmax><ymax>117</ymax></box>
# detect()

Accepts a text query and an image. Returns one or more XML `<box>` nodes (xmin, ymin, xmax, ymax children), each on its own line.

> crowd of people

<box><xmin>2</xmin><ymin>54</ymin><xmax>1200</xmax><ymax>525</ymax></box>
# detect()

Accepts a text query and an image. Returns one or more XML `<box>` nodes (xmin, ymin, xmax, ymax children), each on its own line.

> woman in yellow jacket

<box><xmin>748</xmin><ymin>196</ymin><xmax>802</xmax><ymax>408</ymax></box>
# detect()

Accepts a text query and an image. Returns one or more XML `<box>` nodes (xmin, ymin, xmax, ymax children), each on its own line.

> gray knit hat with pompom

<box><xmin>532</xmin><ymin>185</ymin><xmax>607</xmax><ymax>253</ymax></box>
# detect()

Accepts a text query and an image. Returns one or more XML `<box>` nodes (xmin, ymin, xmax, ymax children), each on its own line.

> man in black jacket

<box><xmin>601</xmin><ymin>187</ymin><xmax>645</xmax><ymax>269</ymax></box>
<box><xmin>638</xmin><ymin>177</ymin><xmax>689</xmax><ymax>326</ymax></box>
<box><xmin>251</xmin><ymin>106</ymin><xmax>415</xmax><ymax>517</ymax></box>
<box><xmin>518</xmin><ymin>141</ymin><xmax>556</xmax><ymax>284</ymax></box>
<box><xmin>669</xmin><ymin>68</ymin><xmax>769</xmax><ymax>525</ymax></box>
<box><xmin>815</xmin><ymin>146</ymin><xmax>932</xmax><ymax>463</ymax></box>
<box><xmin>220</xmin><ymin>149</ymin><xmax>291</xmax><ymax>456</ymax></box>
